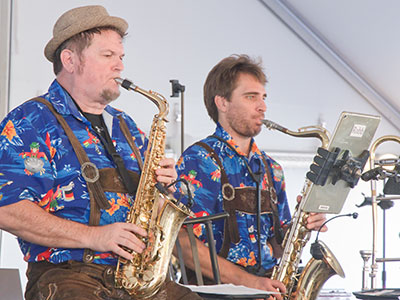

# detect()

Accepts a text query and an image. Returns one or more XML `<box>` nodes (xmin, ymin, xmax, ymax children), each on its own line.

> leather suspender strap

<box><xmin>260</xmin><ymin>156</ymin><xmax>284</xmax><ymax>245</ymax></box>
<box><xmin>31</xmin><ymin>97</ymin><xmax>110</xmax><ymax>210</ymax></box>
<box><xmin>117</xmin><ymin>116</ymin><xmax>144</xmax><ymax>172</ymax></box>
<box><xmin>30</xmin><ymin>97</ymin><xmax>109</xmax><ymax>263</ymax></box>
<box><xmin>210</xmin><ymin>134</ymin><xmax>284</xmax><ymax>246</ymax></box>
<box><xmin>195</xmin><ymin>142</ymin><xmax>228</xmax><ymax>185</ymax></box>
<box><xmin>195</xmin><ymin>140</ymin><xmax>284</xmax><ymax>259</ymax></box>
<box><xmin>195</xmin><ymin>141</ymin><xmax>234</xmax><ymax>258</ymax></box>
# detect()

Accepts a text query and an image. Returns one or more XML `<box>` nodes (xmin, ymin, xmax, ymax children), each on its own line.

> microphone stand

<box><xmin>170</xmin><ymin>80</ymin><xmax>186</xmax><ymax>154</ymax></box>
<box><xmin>382</xmin><ymin>201</ymin><xmax>386</xmax><ymax>289</ymax></box>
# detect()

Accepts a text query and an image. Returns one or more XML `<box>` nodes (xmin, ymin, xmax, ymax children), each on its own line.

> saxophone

<box><xmin>262</xmin><ymin>119</ymin><xmax>345</xmax><ymax>300</ymax></box>
<box><xmin>114</xmin><ymin>78</ymin><xmax>193</xmax><ymax>298</ymax></box>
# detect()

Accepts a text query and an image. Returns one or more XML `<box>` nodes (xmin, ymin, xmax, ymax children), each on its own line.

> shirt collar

<box><xmin>214</xmin><ymin>122</ymin><xmax>263</xmax><ymax>158</ymax></box>
<box><xmin>44</xmin><ymin>79</ymin><xmax>123</xmax><ymax>120</ymax></box>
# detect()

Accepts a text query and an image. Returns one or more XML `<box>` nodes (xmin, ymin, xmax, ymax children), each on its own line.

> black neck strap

<box><xmin>87</xmin><ymin>113</ymin><xmax>138</xmax><ymax>197</ymax></box>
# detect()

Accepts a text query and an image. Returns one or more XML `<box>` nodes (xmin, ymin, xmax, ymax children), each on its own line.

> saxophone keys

<box><xmin>139</xmin><ymin>213</ymin><xmax>149</xmax><ymax>223</ymax></box>
<box><xmin>141</xmin><ymin>269</ymin><xmax>154</xmax><ymax>282</ymax></box>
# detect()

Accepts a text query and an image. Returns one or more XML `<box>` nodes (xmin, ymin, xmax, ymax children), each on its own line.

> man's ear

<box><xmin>215</xmin><ymin>95</ymin><xmax>228</xmax><ymax>113</ymax></box>
<box><xmin>60</xmin><ymin>49</ymin><xmax>76</xmax><ymax>73</ymax></box>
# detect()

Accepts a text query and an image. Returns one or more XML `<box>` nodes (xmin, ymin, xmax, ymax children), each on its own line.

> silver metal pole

<box><xmin>360</xmin><ymin>250</ymin><xmax>372</xmax><ymax>291</ymax></box>
<box><xmin>0</xmin><ymin>0</ymin><xmax>12</xmax><ymax>265</ymax></box>
<box><xmin>0</xmin><ymin>0</ymin><xmax>12</xmax><ymax>120</ymax></box>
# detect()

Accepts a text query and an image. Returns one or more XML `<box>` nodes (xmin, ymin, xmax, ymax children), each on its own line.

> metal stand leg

<box><xmin>360</xmin><ymin>250</ymin><xmax>372</xmax><ymax>291</ymax></box>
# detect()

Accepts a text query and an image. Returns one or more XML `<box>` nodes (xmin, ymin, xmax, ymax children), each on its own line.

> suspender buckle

<box><xmin>222</xmin><ymin>183</ymin><xmax>235</xmax><ymax>201</ymax></box>
<box><xmin>269</xmin><ymin>186</ymin><xmax>278</xmax><ymax>204</ymax></box>
<box><xmin>81</xmin><ymin>162</ymin><xmax>100</xmax><ymax>183</ymax></box>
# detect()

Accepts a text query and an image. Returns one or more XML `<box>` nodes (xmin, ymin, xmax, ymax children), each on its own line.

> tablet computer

<box><xmin>303</xmin><ymin>111</ymin><xmax>381</xmax><ymax>214</ymax></box>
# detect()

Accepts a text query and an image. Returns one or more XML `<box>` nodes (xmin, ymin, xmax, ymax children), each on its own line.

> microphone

<box><xmin>170</xmin><ymin>79</ymin><xmax>185</xmax><ymax>97</ymax></box>
<box><xmin>311</xmin><ymin>212</ymin><xmax>358</xmax><ymax>260</ymax></box>
<box><xmin>361</xmin><ymin>167</ymin><xmax>383</xmax><ymax>181</ymax></box>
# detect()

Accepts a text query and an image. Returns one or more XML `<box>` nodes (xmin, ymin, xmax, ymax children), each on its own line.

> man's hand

<box><xmin>86</xmin><ymin>222</ymin><xmax>148</xmax><ymax>260</ymax></box>
<box><xmin>296</xmin><ymin>195</ymin><xmax>327</xmax><ymax>232</ymax></box>
<box><xmin>306</xmin><ymin>213</ymin><xmax>327</xmax><ymax>232</ymax></box>
<box><xmin>155</xmin><ymin>157</ymin><xmax>177</xmax><ymax>192</ymax></box>
<box><xmin>250</xmin><ymin>275</ymin><xmax>286</xmax><ymax>300</ymax></box>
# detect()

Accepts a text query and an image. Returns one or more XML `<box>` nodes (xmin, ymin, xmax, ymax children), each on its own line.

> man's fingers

<box><xmin>123</xmin><ymin>223</ymin><xmax>147</xmax><ymax>237</ymax></box>
<box><xmin>306</xmin><ymin>213</ymin><xmax>327</xmax><ymax>231</ymax></box>
<box><xmin>158</xmin><ymin>157</ymin><xmax>175</xmax><ymax>168</ymax></box>
<box><xmin>156</xmin><ymin>157</ymin><xmax>177</xmax><ymax>187</ymax></box>
<box><xmin>118</xmin><ymin>231</ymin><xmax>145</xmax><ymax>251</ymax></box>
<box><xmin>113</xmin><ymin>244</ymin><xmax>134</xmax><ymax>261</ymax></box>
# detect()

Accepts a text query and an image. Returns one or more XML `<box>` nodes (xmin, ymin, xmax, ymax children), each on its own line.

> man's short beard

<box><xmin>100</xmin><ymin>89</ymin><xmax>120</xmax><ymax>105</ymax></box>
<box><xmin>228</xmin><ymin>116</ymin><xmax>261</xmax><ymax>139</ymax></box>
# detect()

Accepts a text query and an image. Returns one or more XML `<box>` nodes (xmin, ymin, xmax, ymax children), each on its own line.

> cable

<box><xmin>311</xmin><ymin>212</ymin><xmax>358</xmax><ymax>260</ymax></box>
<box><xmin>156</xmin><ymin>178</ymin><xmax>194</xmax><ymax>208</ymax></box>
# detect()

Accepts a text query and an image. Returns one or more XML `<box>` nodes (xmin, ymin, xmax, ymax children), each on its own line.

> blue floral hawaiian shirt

<box><xmin>175</xmin><ymin>123</ymin><xmax>291</xmax><ymax>270</ymax></box>
<box><xmin>0</xmin><ymin>80</ymin><xmax>147</xmax><ymax>265</ymax></box>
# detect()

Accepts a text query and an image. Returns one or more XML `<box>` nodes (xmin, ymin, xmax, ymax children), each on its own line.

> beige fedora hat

<box><xmin>44</xmin><ymin>5</ymin><xmax>128</xmax><ymax>62</ymax></box>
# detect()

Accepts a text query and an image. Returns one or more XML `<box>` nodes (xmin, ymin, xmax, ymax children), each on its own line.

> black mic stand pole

<box><xmin>382</xmin><ymin>199</ymin><xmax>386</xmax><ymax>289</ymax></box>
<box><xmin>377</xmin><ymin>193</ymin><xmax>395</xmax><ymax>289</ymax></box>
<box><xmin>170</xmin><ymin>80</ymin><xmax>186</xmax><ymax>154</ymax></box>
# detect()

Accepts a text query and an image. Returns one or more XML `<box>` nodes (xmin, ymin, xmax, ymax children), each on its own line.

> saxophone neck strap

<box><xmin>88</xmin><ymin>115</ymin><xmax>139</xmax><ymax>197</ymax></box>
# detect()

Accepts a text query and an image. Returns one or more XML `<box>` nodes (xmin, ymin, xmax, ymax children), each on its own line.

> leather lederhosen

<box><xmin>31</xmin><ymin>97</ymin><xmax>143</xmax><ymax>263</ymax></box>
<box><xmin>195</xmin><ymin>141</ymin><xmax>283</xmax><ymax>259</ymax></box>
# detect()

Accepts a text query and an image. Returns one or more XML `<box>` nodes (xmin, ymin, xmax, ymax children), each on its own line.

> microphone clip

<box><xmin>311</xmin><ymin>241</ymin><xmax>325</xmax><ymax>260</ymax></box>
<box><xmin>307</xmin><ymin>147</ymin><xmax>370</xmax><ymax>188</ymax></box>
<box><xmin>330</xmin><ymin>149</ymin><xmax>370</xmax><ymax>188</ymax></box>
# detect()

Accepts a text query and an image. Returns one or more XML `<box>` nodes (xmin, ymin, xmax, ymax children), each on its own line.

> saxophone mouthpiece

<box><xmin>115</xmin><ymin>77</ymin><xmax>137</xmax><ymax>91</ymax></box>
<box><xmin>115</xmin><ymin>77</ymin><xmax>123</xmax><ymax>85</ymax></box>
<box><xmin>262</xmin><ymin>119</ymin><xmax>287</xmax><ymax>132</ymax></box>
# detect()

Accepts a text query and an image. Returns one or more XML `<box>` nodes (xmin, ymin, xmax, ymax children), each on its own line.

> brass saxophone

<box><xmin>262</xmin><ymin>119</ymin><xmax>345</xmax><ymax>300</ymax></box>
<box><xmin>114</xmin><ymin>78</ymin><xmax>193</xmax><ymax>298</ymax></box>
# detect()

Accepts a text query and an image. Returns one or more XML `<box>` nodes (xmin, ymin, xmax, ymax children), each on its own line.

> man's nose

<box><xmin>258</xmin><ymin>97</ymin><xmax>267</xmax><ymax>112</ymax></box>
<box><xmin>115</xmin><ymin>58</ymin><xmax>124</xmax><ymax>72</ymax></box>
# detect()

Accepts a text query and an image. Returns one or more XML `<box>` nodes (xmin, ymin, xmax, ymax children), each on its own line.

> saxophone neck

<box><xmin>116</xmin><ymin>77</ymin><xmax>169</xmax><ymax>121</ymax></box>
<box><xmin>262</xmin><ymin>119</ymin><xmax>330</xmax><ymax>149</ymax></box>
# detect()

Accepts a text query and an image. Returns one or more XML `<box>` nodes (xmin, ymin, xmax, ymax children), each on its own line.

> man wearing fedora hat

<box><xmin>0</xmin><ymin>5</ymin><xmax>201</xmax><ymax>300</ymax></box>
